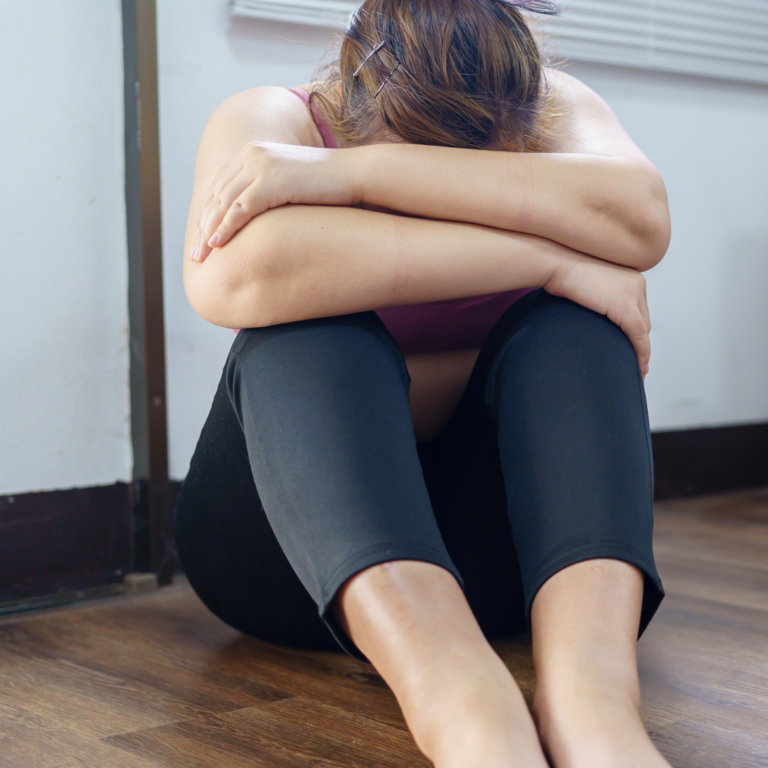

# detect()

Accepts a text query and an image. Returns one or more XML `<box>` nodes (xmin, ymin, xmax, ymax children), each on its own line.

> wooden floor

<box><xmin>1</xmin><ymin>489</ymin><xmax>767</xmax><ymax>768</ymax></box>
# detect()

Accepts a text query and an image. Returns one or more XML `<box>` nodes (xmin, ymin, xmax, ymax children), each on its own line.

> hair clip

<box><xmin>374</xmin><ymin>60</ymin><xmax>401</xmax><ymax>98</ymax></box>
<box><xmin>353</xmin><ymin>40</ymin><xmax>386</xmax><ymax>78</ymax></box>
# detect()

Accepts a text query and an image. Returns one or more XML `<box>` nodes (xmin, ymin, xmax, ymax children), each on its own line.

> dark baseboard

<box><xmin>652</xmin><ymin>423</ymin><xmax>768</xmax><ymax>500</ymax></box>
<box><xmin>0</xmin><ymin>483</ymin><xmax>134</xmax><ymax>604</ymax></box>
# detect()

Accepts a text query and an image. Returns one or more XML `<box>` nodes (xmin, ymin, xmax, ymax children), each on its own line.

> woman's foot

<box><xmin>402</xmin><ymin>647</ymin><xmax>549</xmax><ymax>768</ymax></box>
<box><xmin>534</xmin><ymin>671</ymin><xmax>671</xmax><ymax>768</ymax></box>
<box><xmin>531</xmin><ymin>559</ymin><xmax>673</xmax><ymax>768</ymax></box>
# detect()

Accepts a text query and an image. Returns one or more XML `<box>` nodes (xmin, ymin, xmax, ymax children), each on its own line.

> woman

<box><xmin>176</xmin><ymin>0</ymin><xmax>672</xmax><ymax>766</ymax></box>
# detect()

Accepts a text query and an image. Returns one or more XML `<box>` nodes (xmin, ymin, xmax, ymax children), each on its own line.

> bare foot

<box><xmin>402</xmin><ymin>648</ymin><xmax>550</xmax><ymax>768</ymax></box>
<box><xmin>534</xmin><ymin>674</ymin><xmax>672</xmax><ymax>768</ymax></box>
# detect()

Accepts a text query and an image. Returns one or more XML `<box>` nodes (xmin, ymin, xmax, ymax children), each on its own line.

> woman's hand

<box><xmin>189</xmin><ymin>142</ymin><xmax>359</xmax><ymax>262</ymax></box>
<box><xmin>544</xmin><ymin>253</ymin><xmax>651</xmax><ymax>378</ymax></box>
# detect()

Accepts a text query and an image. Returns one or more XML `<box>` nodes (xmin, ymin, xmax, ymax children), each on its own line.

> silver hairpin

<box><xmin>353</xmin><ymin>40</ymin><xmax>386</xmax><ymax>78</ymax></box>
<box><xmin>374</xmin><ymin>60</ymin><xmax>401</xmax><ymax>98</ymax></box>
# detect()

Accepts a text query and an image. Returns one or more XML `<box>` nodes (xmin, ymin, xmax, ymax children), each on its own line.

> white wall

<box><xmin>157</xmin><ymin>2</ymin><xmax>768</xmax><ymax>480</ymax></box>
<box><xmin>0</xmin><ymin>1</ymin><xmax>131</xmax><ymax>495</ymax></box>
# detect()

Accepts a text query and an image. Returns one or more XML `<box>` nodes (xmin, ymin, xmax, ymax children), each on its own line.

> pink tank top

<box><xmin>287</xmin><ymin>87</ymin><xmax>531</xmax><ymax>354</ymax></box>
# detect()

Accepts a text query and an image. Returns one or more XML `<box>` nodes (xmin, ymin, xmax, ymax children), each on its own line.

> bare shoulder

<box><xmin>541</xmin><ymin>68</ymin><xmax>647</xmax><ymax>160</ymax></box>
<box><xmin>185</xmin><ymin>86</ymin><xmax>325</xmax><ymax>265</ymax></box>
<box><xmin>201</xmin><ymin>86</ymin><xmax>324</xmax><ymax>158</ymax></box>
<box><xmin>545</xmin><ymin>68</ymin><xmax>602</xmax><ymax>107</ymax></box>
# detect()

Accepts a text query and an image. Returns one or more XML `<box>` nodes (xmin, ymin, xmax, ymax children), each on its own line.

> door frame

<box><xmin>122</xmin><ymin>0</ymin><xmax>173</xmax><ymax>585</ymax></box>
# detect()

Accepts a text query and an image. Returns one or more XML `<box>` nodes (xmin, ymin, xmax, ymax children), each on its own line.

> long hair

<box><xmin>309</xmin><ymin>0</ymin><xmax>561</xmax><ymax>151</ymax></box>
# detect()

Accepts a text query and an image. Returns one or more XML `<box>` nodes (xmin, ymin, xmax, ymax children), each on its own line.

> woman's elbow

<box><xmin>184</xmin><ymin>272</ymin><xmax>244</xmax><ymax>328</ymax></box>
<box><xmin>625</xmin><ymin>216</ymin><xmax>670</xmax><ymax>272</ymax></box>
<box><xmin>627</xmin><ymin>169</ymin><xmax>672</xmax><ymax>271</ymax></box>
<box><xmin>183</xmin><ymin>230</ymin><xmax>282</xmax><ymax>328</ymax></box>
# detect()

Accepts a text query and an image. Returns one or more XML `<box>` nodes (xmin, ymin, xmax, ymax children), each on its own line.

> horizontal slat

<box><xmin>570</xmin><ymin>0</ymin><xmax>768</xmax><ymax>26</ymax></box>
<box><xmin>543</xmin><ymin>0</ymin><xmax>768</xmax><ymax>84</ymax></box>
<box><xmin>230</xmin><ymin>0</ymin><xmax>355</xmax><ymax>28</ymax></box>
<box><xmin>559</xmin><ymin>8</ymin><xmax>768</xmax><ymax>41</ymax></box>
<box><xmin>548</xmin><ymin>19</ymin><xmax>768</xmax><ymax>64</ymax></box>
<box><xmin>551</xmin><ymin>5</ymin><xmax>768</xmax><ymax>46</ymax></box>
<box><xmin>230</xmin><ymin>0</ymin><xmax>768</xmax><ymax>84</ymax></box>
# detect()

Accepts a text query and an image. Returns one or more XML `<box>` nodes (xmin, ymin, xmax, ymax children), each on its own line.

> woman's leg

<box><xmin>178</xmin><ymin>311</ymin><xmax>463</xmax><ymax>656</ymax></box>
<box><xmin>225</xmin><ymin>312</ymin><xmax>548</xmax><ymax>767</ymax></box>
<box><xmin>333</xmin><ymin>561</ymin><xmax>548</xmax><ymax>768</ymax></box>
<box><xmin>175</xmin><ymin>367</ymin><xmax>339</xmax><ymax>650</ymax></box>
<box><xmin>532</xmin><ymin>560</ymin><xmax>671</xmax><ymax>768</ymax></box>
<box><xmin>481</xmin><ymin>290</ymin><xmax>668</xmax><ymax>767</ymax></box>
<box><xmin>179</xmin><ymin>312</ymin><xmax>547</xmax><ymax>766</ymax></box>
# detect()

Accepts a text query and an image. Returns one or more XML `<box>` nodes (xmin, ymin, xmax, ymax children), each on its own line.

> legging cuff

<box><xmin>524</xmin><ymin>542</ymin><xmax>665</xmax><ymax>639</ymax></box>
<box><xmin>317</xmin><ymin>545</ymin><xmax>465</xmax><ymax>663</ymax></box>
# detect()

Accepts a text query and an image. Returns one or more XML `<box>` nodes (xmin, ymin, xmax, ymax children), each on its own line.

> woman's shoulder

<box><xmin>544</xmin><ymin>68</ymin><xmax>615</xmax><ymax>120</ymax></box>
<box><xmin>202</xmin><ymin>85</ymin><xmax>325</xmax><ymax>149</ymax></box>
<box><xmin>540</xmin><ymin>68</ymin><xmax>637</xmax><ymax>156</ymax></box>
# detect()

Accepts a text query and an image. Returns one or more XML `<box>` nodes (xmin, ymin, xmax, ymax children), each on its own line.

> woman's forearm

<box><xmin>348</xmin><ymin>144</ymin><xmax>670</xmax><ymax>271</ymax></box>
<box><xmin>184</xmin><ymin>204</ymin><xmax>572</xmax><ymax>329</ymax></box>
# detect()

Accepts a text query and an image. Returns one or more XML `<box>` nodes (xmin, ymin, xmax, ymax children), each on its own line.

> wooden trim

<box><xmin>122</xmin><ymin>0</ymin><xmax>173</xmax><ymax>584</ymax></box>
<box><xmin>0</xmin><ymin>484</ymin><xmax>133</xmax><ymax>604</ymax></box>
<box><xmin>652</xmin><ymin>423</ymin><xmax>768</xmax><ymax>500</ymax></box>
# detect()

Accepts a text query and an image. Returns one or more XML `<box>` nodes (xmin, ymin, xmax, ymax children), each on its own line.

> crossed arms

<box><xmin>183</xmin><ymin>71</ymin><xmax>670</xmax><ymax>373</ymax></box>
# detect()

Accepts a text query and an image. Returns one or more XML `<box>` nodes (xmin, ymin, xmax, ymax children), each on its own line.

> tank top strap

<box><xmin>285</xmin><ymin>87</ymin><xmax>339</xmax><ymax>150</ymax></box>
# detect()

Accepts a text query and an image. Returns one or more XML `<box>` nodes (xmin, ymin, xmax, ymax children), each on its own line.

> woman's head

<box><xmin>311</xmin><ymin>0</ymin><xmax>560</xmax><ymax>151</ymax></box>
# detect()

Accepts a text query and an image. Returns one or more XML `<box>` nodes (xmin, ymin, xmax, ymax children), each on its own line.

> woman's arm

<box><xmin>195</xmin><ymin>72</ymin><xmax>670</xmax><ymax>271</ymax></box>
<box><xmin>354</xmin><ymin>71</ymin><xmax>671</xmax><ymax>271</ymax></box>
<box><xmin>184</xmin><ymin>86</ymin><xmax>652</xmax><ymax>371</ymax></box>
<box><xmin>185</xmin><ymin>92</ymin><xmax>582</xmax><ymax>323</ymax></box>
<box><xmin>186</xmin><ymin>205</ymin><xmax>562</xmax><ymax>328</ymax></box>
<box><xmin>185</xmin><ymin>203</ymin><xmax>651</xmax><ymax>372</ymax></box>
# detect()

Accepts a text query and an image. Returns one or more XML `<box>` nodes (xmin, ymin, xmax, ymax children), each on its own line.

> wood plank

<box><xmin>102</xmin><ymin>711</ymin><xmax>300</xmax><ymax>768</ymax></box>
<box><xmin>0</xmin><ymin>689</ymin><xmax>161</xmax><ymax>767</ymax></box>
<box><xmin>58</xmin><ymin>603</ymin><xmax>406</xmax><ymax>730</ymax></box>
<box><xmin>0</xmin><ymin>651</ymin><xmax>191</xmax><ymax>740</ymax></box>
<box><xmin>47</xmin><ymin>591</ymin><xmax>409</xmax><ymax>730</ymax></box>
<box><xmin>106</xmin><ymin>698</ymin><xmax>429</xmax><ymax>768</ymax></box>
<box><xmin>0</xmin><ymin>724</ymin><xmax>162</xmax><ymax>768</ymax></box>
<box><xmin>0</xmin><ymin>620</ymin><xmax>294</xmax><ymax>714</ymax></box>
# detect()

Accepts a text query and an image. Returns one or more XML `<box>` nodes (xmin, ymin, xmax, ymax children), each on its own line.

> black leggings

<box><xmin>175</xmin><ymin>290</ymin><xmax>664</xmax><ymax>661</ymax></box>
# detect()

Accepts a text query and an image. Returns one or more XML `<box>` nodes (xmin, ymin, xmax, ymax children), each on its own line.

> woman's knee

<box><xmin>488</xmin><ymin>296</ymin><xmax>660</xmax><ymax>634</ymax></box>
<box><xmin>488</xmin><ymin>293</ymin><xmax>642</xmax><ymax>408</ymax></box>
<box><xmin>529</xmin><ymin>294</ymin><xmax>637</xmax><ymax>366</ymax></box>
<box><xmin>487</xmin><ymin>292</ymin><xmax>652</xmax><ymax>498</ymax></box>
<box><xmin>226</xmin><ymin>310</ymin><xmax>409</xmax><ymax>421</ymax></box>
<box><xmin>233</xmin><ymin>311</ymin><xmax>395</xmax><ymax>365</ymax></box>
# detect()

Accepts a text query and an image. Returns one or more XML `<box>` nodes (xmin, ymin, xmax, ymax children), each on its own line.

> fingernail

<box><xmin>208</xmin><ymin>233</ymin><xmax>220</xmax><ymax>248</ymax></box>
<box><xmin>643</xmin><ymin>364</ymin><xmax>650</xmax><ymax>374</ymax></box>
<box><xmin>189</xmin><ymin>246</ymin><xmax>200</xmax><ymax>261</ymax></box>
